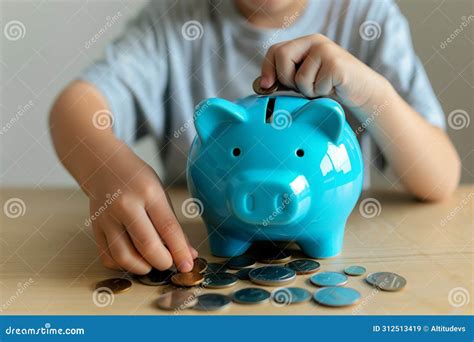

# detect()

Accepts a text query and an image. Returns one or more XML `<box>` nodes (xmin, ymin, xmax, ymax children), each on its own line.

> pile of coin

<box><xmin>94</xmin><ymin>243</ymin><xmax>406</xmax><ymax>311</ymax></box>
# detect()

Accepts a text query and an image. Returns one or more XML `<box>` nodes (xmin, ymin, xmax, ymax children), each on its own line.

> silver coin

<box><xmin>205</xmin><ymin>263</ymin><xmax>228</xmax><ymax>274</ymax></box>
<box><xmin>344</xmin><ymin>265</ymin><xmax>366</xmax><ymax>276</ymax></box>
<box><xmin>286</xmin><ymin>259</ymin><xmax>321</xmax><ymax>275</ymax></box>
<box><xmin>313</xmin><ymin>287</ymin><xmax>361</xmax><ymax>307</ymax></box>
<box><xmin>249</xmin><ymin>266</ymin><xmax>296</xmax><ymax>286</ymax></box>
<box><xmin>258</xmin><ymin>248</ymin><xmax>292</xmax><ymax>264</ymax></box>
<box><xmin>310</xmin><ymin>272</ymin><xmax>348</xmax><ymax>287</ymax></box>
<box><xmin>271</xmin><ymin>287</ymin><xmax>311</xmax><ymax>305</ymax></box>
<box><xmin>366</xmin><ymin>272</ymin><xmax>406</xmax><ymax>291</ymax></box>
<box><xmin>194</xmin><ymin>293</ymin><xmax>232</xmax><ymax>311</ymax></box>
<box><xmin>233</xmin><ymin>287</ymin><xmax>271</xmax><ymax>304</ymax></box>
<box><xmin>156</xmin><ymin>290</ymin><xmax>197</xmax><ymax>310</ymax></box>
<box><xmin>226</xmin><ymin>255</ymin><xmax>256</xmax><ymax>269</ymax></box>
<box><xmin>137</xmin><ymin>268</ymin><xmax>175</xmax><ymax>286</ymax></box>
<box><xmin>236</xmin><ymin>268</ymin><xmax>253</xmax><ymax>280</ymax></box>
<box><xmin>204</xmin><ymin>272</ymin><xmax>238</xmax><ymax>289</ymax></box>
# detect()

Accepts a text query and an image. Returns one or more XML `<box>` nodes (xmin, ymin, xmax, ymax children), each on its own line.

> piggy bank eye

<box><xmin>296</xmin><ymin>149</ymin><xmax>304</xmax><ymax>157</ymax></box>
<box><xmin>232</xmin><ymin>147</ymin><xmax>241</xmax><ymax>157</ymax></box>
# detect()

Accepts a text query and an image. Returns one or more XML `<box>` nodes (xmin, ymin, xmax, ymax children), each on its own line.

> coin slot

<box><xmin>265</xmin><ymin>97</ymin><xmax>276</xmax><ymax>123</ymax></box>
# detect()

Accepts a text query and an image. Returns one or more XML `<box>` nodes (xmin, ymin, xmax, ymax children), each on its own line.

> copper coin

<box><xmin>252</xmin><ymin>76</ymin><xmax>279</xmax><ymax>95</ymax></box>
<box><xmin>192</xmin><ymin>257</ymin><xmax>208</xmax><ymax>274</ymax></box>
<box><xmin>171</xmin><ymin>272</ymin><xmax>204</xmax><ymax>287</ymax></box>
<box><xmin>95</xmin><ymin>278</ymin><xmax>132</xmax><ymax>294</ymax></box>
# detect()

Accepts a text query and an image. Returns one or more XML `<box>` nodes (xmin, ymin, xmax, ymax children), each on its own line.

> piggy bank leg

<box><xmin>207</xmin><ymin>225</ymin><xmax>251</xmax><ymax>257</ymax></box>
<box><xmin>297</xmin><ymin>227</ymin><xmax>345</xmax><ymax>258</ymax></box>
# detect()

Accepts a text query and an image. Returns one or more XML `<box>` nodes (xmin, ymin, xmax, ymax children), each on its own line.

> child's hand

<box><xmin>260</xmin><ymin>34</ymin><xmax>388</xmax><ymax>108</ymax></box>
<box><xmin>87</xmin><ymin>146</ymin><xmax>197</xmax><ymax>275</ymax></box>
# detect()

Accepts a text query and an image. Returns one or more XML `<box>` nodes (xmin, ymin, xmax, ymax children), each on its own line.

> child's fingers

<box><xmin>146</xmin><ymin>199</ymin><xmax>193</xmax><ymax>273</ymax></box>
<box><xmin>184</xmin><ymin>233</ymin><xmax>199</xmax><ymax>259</ymax></box>
<box><xmin>102</xmin><ymin>218</ymin><xmax>151</xmax><ymax>275</ymax></box>
<box><xmin>261</xmin><ymin>47</ymin><xmax>278</xmax><ymax>88</ymax></box>
<box><xmin>91</xmin><ymin>222</ymin><xmax>120</xmax><ymax>270</ymax></box>
<box><xmin>313</xmin><ymin>61</ymin><xmax>335</xmax><ymax>97</ymax></box>
<box><xmin>120</xmin><ymin>207</ymin><xmax>174</xmax><ymax>271</ymax></box>
<box><xmin>295</xmin><ymin>46</ymin><xmax>322</xmax><ymax>98</ymax></box>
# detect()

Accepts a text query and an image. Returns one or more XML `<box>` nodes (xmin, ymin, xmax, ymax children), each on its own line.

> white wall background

<box><xmin>1</xmin><ymin>0</ymin><xmax>472</xmax><ymax>188</ymax></box>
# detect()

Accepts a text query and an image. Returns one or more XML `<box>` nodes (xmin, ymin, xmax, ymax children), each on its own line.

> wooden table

<box><xmin>1</xmin><ymin>186</ymin><xmax>472</xmax><ymax>315</ymax></box>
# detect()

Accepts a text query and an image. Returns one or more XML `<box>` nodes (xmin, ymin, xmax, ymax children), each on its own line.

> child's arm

<box><xmin>49</xmin><ymin>81</ymin><xmax>197</xmax><ymax>274</ymax></box>
<box><xmin>260</xmin><ymin>34</ymin><xmax>460</xmax><ymax>201</ymax></box>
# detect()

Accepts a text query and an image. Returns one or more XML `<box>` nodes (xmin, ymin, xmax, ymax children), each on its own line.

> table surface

<box><xmin>0</xmin><ymin>186</ymin><xmax>472</xmax><ymax>315</ymax></box>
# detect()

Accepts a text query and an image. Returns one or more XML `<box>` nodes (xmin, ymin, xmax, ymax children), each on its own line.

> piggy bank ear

<box><xmin>293</xmin><ymin>98</ymin><xmax>345</xmax><ymax>143</ymax></box>
<box><xmin>194</xmin><ymin>98</ymin><xmax>248</xmax><ymax>143</ymax></box>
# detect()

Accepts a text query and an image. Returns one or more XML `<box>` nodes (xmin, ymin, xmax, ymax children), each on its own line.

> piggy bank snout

<box><xmin>228</xmin><ymin>172</ymin><xmax>310</xmax><ymax>226</ymax></box>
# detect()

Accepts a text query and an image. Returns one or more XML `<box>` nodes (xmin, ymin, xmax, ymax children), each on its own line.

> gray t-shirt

<box><xmin>80</xmin><ymin>0</ymin><xmax>445</xmax><ymax>187</ymax></box>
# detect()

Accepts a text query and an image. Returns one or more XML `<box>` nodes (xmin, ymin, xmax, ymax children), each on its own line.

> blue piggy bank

<box><xmin>186</xmin><ymin>95</ymin><xmax>363</xmax><ymax>258</ymax></box>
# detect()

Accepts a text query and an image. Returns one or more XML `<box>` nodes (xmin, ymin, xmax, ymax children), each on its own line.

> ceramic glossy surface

<box><xmin>187</xmin><ymin>95</ymin><xmax>364</xmax><ymax>258</ymax></box>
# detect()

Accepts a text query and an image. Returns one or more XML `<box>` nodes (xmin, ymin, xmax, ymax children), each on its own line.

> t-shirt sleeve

<box><xmin>79</xmin><ymin>4</ymin><xmax>168</xmax><ymax>145</ymax></box>
<box><xmin>366</xmin><ymin>1</ymin><xmax>446</xmax><ymax>130</ymax></box>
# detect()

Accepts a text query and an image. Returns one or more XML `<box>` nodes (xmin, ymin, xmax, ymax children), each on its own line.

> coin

<box><xmin>233</xmin><ymin>287</ymin><xmax>271</xmax><ymax>304</ymax></box>
<box><xmin>258</xmin><ymin>248</ymin><xmax>292</xmax><ymax>264</ymax></box>
<box><xmin>95</xmin><ymin>278</ymin><xmax>132</xmax><ymax>294</ymax></box>
<box><xmin>192</xmin><ymin>257</ymin><xmax>208</xmax><ymax>274</ymax></box>
<box><xmin>344</xmin><ymin>265</ymin><xmax>366</xmax><ymax>276</ymax></box>
<box><xmin>205</xmin><ymin>263</ymin><xmax>228</xmax><ymax>274</ymax></box>
<box><xmin>310</xmin><ymin>272</ymin><xmax>348</xmax><ymax>287</ymax></box>
<box><xmin>313</xmin><ymin>287</ymin><xmax>361</xmax><ymax>307</ymax></box>
<box><xmin>194</xmin><ymin>293</ymin><xmax>232</xmax><ymax>311</ymax></box>
<box><xmin>171</xmin><ymin>272</ymin><xmax>204</xmax><ymax>287</ymax></box>
<box><xmin>366</xmin><ymin>272</ymin><xmax>406</xmax><ymax>292</ymax></box>
<box><xmin>249</xmin><ymin>266</ymin><xmax>296</xmax><ymax>286</ymax></box>
<box><xmin>137</xmin><ymin>268</ymin><xmax>175</xmax><ymax>286</ymax></box>
<box><xmin>286</xmin><ymin>259</ymin><xmax>321</xmax><ymax>275</ymax></box>
<box><xmin>252</xmin><ymin>76</ymin><xmax>291</xmax><ymax>95</ymax></box>
<box><xmin>226</xmin><ymin>255</ymin><xmax>256</xmax><ymax>269</ymax></box>
<box><xmin>156</xmin><ymin>290</ymin><xmax>197</xmax><ymax>310</ymax></box>
<box><xmin>204</xmin><ymin>272</ymin><xmax>238</xmax><ymax>289</ymax></box>
<box><xmin>271</xmin><ymin>287</ymin><xmax>311</xmax><ymax>305</ymax></box>
<box><xmin>235</xmin><ymin>268</ymin><xmax>253</xmax><ymax>280</ymax></box>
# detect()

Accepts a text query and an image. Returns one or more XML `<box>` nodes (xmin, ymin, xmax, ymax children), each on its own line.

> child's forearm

<box><xmin>353</xmin><ymin>80</ymin><xmax>461</xmax><ymax>201</ymax></box>
<box><xmin>49</xmin><ymin>81</ymin><xmax>126</xmax><ymax>193</ymax></box>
